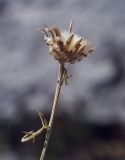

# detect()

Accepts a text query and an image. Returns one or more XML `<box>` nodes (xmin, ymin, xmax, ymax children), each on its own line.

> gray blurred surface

<box><xmin>0</xmin><ymin>0</ymin><xmax>125</xmax><ymax>123</ymax></box>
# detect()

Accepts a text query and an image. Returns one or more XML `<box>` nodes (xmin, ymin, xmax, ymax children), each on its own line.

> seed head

<box><xmin>42</xmin><ymin>21</ymin><xmax>94</xmax><ymax>64</ymax></box>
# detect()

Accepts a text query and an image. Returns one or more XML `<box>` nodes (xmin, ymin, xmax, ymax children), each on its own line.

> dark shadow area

<box><xmin>1</xmin><ymin>107</ymin><xmax>125</xmax><ymax>160</ymax></box>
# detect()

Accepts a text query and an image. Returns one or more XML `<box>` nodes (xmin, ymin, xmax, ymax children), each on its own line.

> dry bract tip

<box><xmin>42</xmin><ymin>21</ymin><xmax>94</xmax><ymax>64</ymax></box>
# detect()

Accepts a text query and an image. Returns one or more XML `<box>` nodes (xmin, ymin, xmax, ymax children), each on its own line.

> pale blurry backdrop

<box><xmin>0</xmin><ymin>0</ymin><xmax>125</xmax><ymax>160</ymax></box>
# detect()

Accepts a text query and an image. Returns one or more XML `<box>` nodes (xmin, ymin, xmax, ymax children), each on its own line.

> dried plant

<box><xmin>21</xmin><ymin>21</ymin><xmax>94</xmax><ymax>160</ymax></box>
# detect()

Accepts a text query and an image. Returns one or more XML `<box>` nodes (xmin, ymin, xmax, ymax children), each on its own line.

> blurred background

<box><xmin>0</xmin><ymin>0</ymin><xmax>125</xmax><ymax>159</ymax></box>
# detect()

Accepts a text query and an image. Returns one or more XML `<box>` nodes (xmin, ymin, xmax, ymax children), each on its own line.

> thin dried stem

<box><xmin>40</xmin><ymin>63</ymin><xmax>65</xmax><ymax>160</ymax></box>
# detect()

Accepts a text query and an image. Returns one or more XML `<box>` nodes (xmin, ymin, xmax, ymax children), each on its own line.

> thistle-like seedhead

<box><xmin>42</xmin><ymin>21</ymin><xmax>94</xmax><ymax>64</ymax></box>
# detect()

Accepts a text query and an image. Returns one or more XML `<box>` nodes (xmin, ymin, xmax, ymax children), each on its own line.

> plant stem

<box><xmin>40</xmin><ymin>63</ymin><xmax>65</xmax><ymax>160</ymax></box>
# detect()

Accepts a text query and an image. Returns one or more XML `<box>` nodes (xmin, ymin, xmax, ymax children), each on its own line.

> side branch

<box><xmin>21</xmin><ymin>111</ymin><xmax>48</xmax><ymax>143</ymax></box>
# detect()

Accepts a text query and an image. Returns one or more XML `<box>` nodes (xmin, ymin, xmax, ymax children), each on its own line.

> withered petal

<box><xmin>41</xmin><ymin>28</ymin><xmax>49</xmax><ymax>37</ymax></box>
<box><xmin>53</xmin><ymin>27</ymin><xmax>61</xmax><ymax>37</ymax></box>
<box><xmin>48</xmin><ymin>28</ymin><xmax>57</xmax><ymax>42</ymax></box>
<box><xmin>77</xmin><ymin>43</ymin><xmax>87</xmax><ymax>54</ymax></box>
<box><xmin>74</xmin><ymin>38</ymin><xmax>83</xmax><ymax>52</ymax></box>
<box><xmin>65</xmin><ymin>34</ymin><xmax>74</xmax><ymax>49</ymax></box>
<box><xmin>57</xmin><ymin>38</ymin><xmax>64</xmax><ymax>51</ymax></box>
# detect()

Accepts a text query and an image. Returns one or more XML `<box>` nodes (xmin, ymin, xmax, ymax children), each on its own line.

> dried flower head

<box><xmin>42</xmin><ymin>21</ymin><xmax>94</xmax><ymax>64</ymax></box>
